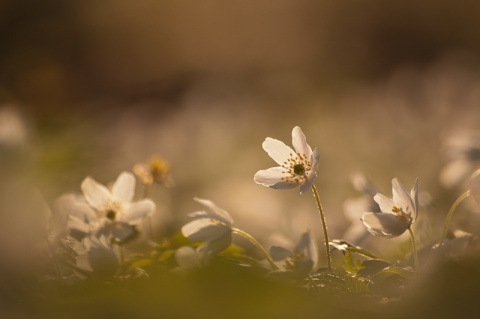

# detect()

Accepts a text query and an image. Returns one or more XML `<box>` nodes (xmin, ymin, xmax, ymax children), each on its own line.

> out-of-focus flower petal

<box><xmin>182</xmin><ymin>219</ymin><xmax>230</xmax><ymax>242</ymax></box>
<box><xmin>374</xmin><ymin>193</ymin><xmax>395</xmax><ymax>214</ymax></box>
<box><xmin>197</xmin><ymin>234</ymin><xmax>232</xmax><ymax>260</ymax></box>
<box><xmin>124</xmin><ymin>199</ymin><xmax>155</xmax><ymax>223</ymax></box>
<box><xmin>392</xmin><ymin>178</ymin><xmax>415</xmax><ymax>217</ymax></box>
<box><xmin>96</xmin><ymin>222</ymin><xmax>134</xmax><ymax>242</ymax></box>
<box><xmin>175</xmin><ymin>246</ymin><xmax>201</xmax><ymax>269</ymax></box>
<box><xmin>81</xmin><ymin>177</ymin><xmax>111</xmax><ymax>210</ymax></box>
<box><xmin>112</xmin><ymin>172</ymin><xmax>136</xmax><ymax>204</ymax></box>
<box><xmin>470</xmin><ymin>169</ymin><xmax>480</xmax><ymax>205</ymax></box>
<box><xmin>361</xmin><ymin>212</ymin><xmax>409</xmax><ymax>238</ymax></box>
<box><xmin>193</xmin><ymin>198</ymin><xmax>233</xmax><ymax>225</ymax></box>
<box><xmin>410</xmin><ymin>177</ymin><xmax>419</xmax><ymax>222</ymax></box>
<box><xmin>269</xmin><ymin>246</ymin><xmax>293</xmax><ymax>261</ymax></box>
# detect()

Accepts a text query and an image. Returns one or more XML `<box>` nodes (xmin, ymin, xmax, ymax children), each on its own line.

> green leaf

<box><xmin>371</xmin><ymin>266</ymin><xmax>415</xmax><ymax>281</ymax></box>
<box><xmin>329</xmin><ymin>240</ymin><xmax>378</xmax><ymax>259</ymax></box>
<box><xmin>343</xmin><ymin>250</ymin><xmax>363</xmax><ymax>274</ymax></box>
<box><xmin>344</xmin><ymin>274</ymin><xmax>370</xmax><ymax>294</ymax></box>
<box><xmin>357</xmin><ymin>259</ymin><xmax>391</xmax><ymax>277</ymax></box>
<box><xmin>129</xmin><ymin>258</ymin><xmax>153</xmax><ymax>269</ymax></box>
<box><xmin>309</xmin><ymin>270</ymin><xmax>348</xmax><ymax>292</ymax></box>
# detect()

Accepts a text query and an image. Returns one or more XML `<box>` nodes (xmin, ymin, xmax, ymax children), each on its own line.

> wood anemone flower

<box><xmin>254</xmin><ymin>126</ymin><xmax>320</xmax><ymax>194</ymax></box>
<box><xmin>362</xmin><ymin>178</ymin><xmax>419</xmax><ymax>238</ymax></box>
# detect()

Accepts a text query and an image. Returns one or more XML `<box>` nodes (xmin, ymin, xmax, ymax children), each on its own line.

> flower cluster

<box><xmin>16</xmin><ymin>125</ymin><xmax>480</xmax><ymax>318</ymax></box>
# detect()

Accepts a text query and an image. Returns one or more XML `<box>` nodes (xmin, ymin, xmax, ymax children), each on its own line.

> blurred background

<box><xmin>2</xmin><ymin>0</ymin><xmax>480</xmax><ymax>279</ymax></box>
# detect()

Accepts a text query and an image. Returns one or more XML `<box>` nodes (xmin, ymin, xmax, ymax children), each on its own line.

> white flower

<box><xmin>174</xmin><ymin>246</ymin><xmax>204</xmax><ymax>270</ymax></box>
<box><xmin>254</xmin><ymin>126</ymin><xmax>320</xmax><ymax>194</ymax></box>
<box><xmin>68</xmin><ymin>172</ymin><xmax>155</xmax><ymax>242</ymax></box>
<box><xmin>181</xmin><ymin>198</ymin><xmax>233</xmax><ymax>259</ymax></box>
<box><xmin>75</xmin><ymin>235</ymin><xmax>120</xmax><ymax>278</ymax></box>
<box><xmin>361</xmin><ymin>178</ymin><xmax>418</xmax><ymax>238</ymax></box>
<box><xmin>342</xmin><ymin>173</ymin><xmax>380</xmax><ymax>244</ymax></box>
<box><xmin>440</xmin><ymin>130</ymin><xmax>480</xmax><ymax>188</ymax></box>
<box><xmin>269</xmin><ymin>230</ymin><xmax>318</xmax><ymax>279</ymax></box>
<box><xmin>469</xmin><ymin>169</ymin><xmax>480</xmax><ymax>206</ymax></box>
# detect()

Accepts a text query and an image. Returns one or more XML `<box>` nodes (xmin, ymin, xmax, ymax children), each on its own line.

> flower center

<box><xmin>106</xmin><ymin>210</ymin><xmax>116</xmax><ymax>220</ymax></box>
<box><xmin>293</xmin><ymin>164</ymin><xmax>305</xmax><ymax>175</ymax></box>
<box><xmin>100</xmin><ymin>200</ymin><xmax>123</xmax><ymax>221</ymax></box>
<box><xmin>280</xmin><ymin>152</ymin><xmax>312</xmax><ymax>185</ymax></box>
<box><xmin>392</xmin><ymin>206</ymin><xmax>410</xmax><ymax>223</ymax></box>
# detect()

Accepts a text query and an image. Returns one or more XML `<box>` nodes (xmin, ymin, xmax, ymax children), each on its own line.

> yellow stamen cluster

<box><xmin>392</xmin><ymin>206</ymin><xmax>411</xmax><ymax>223</ymax></box>
<box><xmin>100</xmin><ymin>200</ymin><xmax>123</xmax><ymax>221</ymax></box>
<box><xmin>280</xmin><ymin>152</ymin><xmax>312</xmax><ymax>185</ymax></box>
<box><xmin>133</xmin><ymin>156</ymin><xmax>175</xmax><ymax>188</ymax></box>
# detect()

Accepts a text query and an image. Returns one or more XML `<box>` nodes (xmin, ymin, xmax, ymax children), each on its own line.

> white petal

<box><xmin>87</xmin><ymin>237</ymin><xmax>120</xmax><ymax>276</ymax></box>
<box><xmin>295</xmin><ymin>230</ymin><xmax>317</xmax><ymax>267</ymax></box>
<box><xmin>292</xmin><ymin>126</ymin><xmax>312</xmax><ymax>159</ymax></box>
<box><xmin>470</xmin><ymin>169</ymin><xmax>480</xmax><ymax>205</ymax></box>
<box><xmin>112</xmin><ymin>172</ymin><xmax>136</xmax><ymax>204</ymax></box>
<box><xmin>343</xmin><ymin>196</ymin><xmax>377</xmax><ymax>221</ymax></box>
<box><xmin>254</xmin><ymin>167</ymin><xmax>298</xmax><ymax>189</ymax></box>
<box><xmin>196</xmin><ymin>234</ymin><xmax>232</xmax><ymax>259</ymax></box>
<box><xmin>181</xmin><ymin>219</ymin><xmax>230</xmax><ymax>242</ymax></box>
<box><xmin>361</xmin><ymin>212</ymin><xmax>409</xmax><ymax>238</ymax></box>
<box><xmin>81</xmin><ymin>177</ymin><xmax>110</xmax><ymax>210</ymax></box>
<box><xmin>299</xmin><ymin>148</ymin><xmax>319</xmax><ymax>194</ymax></box>
<box><xmin>373</xmin><ymin>193</ymin><xmax>395</xmax><ymax>214</ymax></box>
<box><xmin>262</xmin><ymin>137</ymin><xmax>295</xmax><ymax>165</ymax></box>
<box><xmin>193</xmin><ymin>198</ymin><xmax>233</xmax><ymax>225</ymax></box>
<box><xmin>269</xmin><ymin>246</ymin><xmax>293</xmax><ymax>261</ymax></box>
<box><xmin>68</xmin><ymin>216</ymin><xmax>91</xmax><ymax>240</ymax></box>
<box><xmin>439</xmin><ymin>159</ymin><xmax>473</xmax><ymax>188</ymax></box>
<box><xmin>111</xmin><ymin>222</ymin><xmax>134</xmax><ymax>241</ymax></box>
<box><xmin>175</xmin><ymin>246</ymin><xmax>201</xmax><ymax>269</ymax></box>
<box><xmin>310</xmin><ymin>148</ymin><xmax>320</xmax><ymax>173</ymax></box>
<box><xmin>70</xmin><ymin>202</ymin><xmax>98</xmax><ymax>224</ymax></box>
<box><xmin>410</xmin><ymin>177</ymin><xmax>419</xmax><ymax>222</ymax></box>
<box><xmin>392</xmin><ymin>178</ymin><xmax>415</xmax><ymax>217</ymax></box>
<box><xmin>124</xmin><ymin>199</ymin><xmax>155</xmax><ymax>223</ymax></box>
<box><xmin>96</xmin><ymin>222</ymin><xmax>134</xmax><ymax>242</ymax></box>
<box><xmin>343</xmin><ymin>223</ymin><xmax>370</xmax><ymax>244</ymax></box>
<box><xmin>188</xmin><ymin>210</ymin><xmax>218</xmax><ymax>219</ymax></box>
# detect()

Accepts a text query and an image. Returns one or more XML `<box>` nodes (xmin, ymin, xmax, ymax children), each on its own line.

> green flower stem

<box><xmin>439</xmin><ymin>190</ymin><xmax>470</xmax><ymax>245</ymax></box>
<box><xmin>232</xmin><ymin>227</ymin><xmax>278</xmax><ymax>270</ymax></box>
<box><xmin>407</xmin><ymin>227</ymin><xmax>419</xmax><ymax>272</ymax></box>
<box><xmin>311</xmin><ymin>184</ymin><xmax>332</xmax><ymax>272</ymax></box>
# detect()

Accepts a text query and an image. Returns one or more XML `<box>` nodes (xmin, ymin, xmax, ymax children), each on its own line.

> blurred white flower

<box><xmin>254</xmin><ymin>126</ymin><xmax>320</xmax><ymax>194</ymax></box>
<box><xmin>68</xmin><ymin>172</ymin><xmax>155</xmax><ymax>242</ymax></box>
<box><xmin>48</xmin><ymin>193</ymin><xmax>75</xmax><ymax>244</ymax></box>
<box><xmin>75</xmin><ymin>235</ymin><xmax>120</xmax><ymax>278</ymax></box>
<box><xmin>342</xmin><ymin>173</ymin><xmax>380</xmax><ymax>244</ymax></box>
<box><xmin>181</xmin><ymin>198</ymin><xmax>233</xmax><ymax>259</ymax></box>
<box><xmin>469</xmin><ymin>168</ymin><xmax>480</xmax><ymax>206</ymax></box>
<box><xmin>440</xmin><ymin>130</ymin><xmax>480</xmax><ymax>188</ymax></box>
<box><xmin>269</xmin><ymin>230</ymin><xmax>318</xmax><ymax>279</ymax></box>
<box><xmin>362</xmin><ymin>178</ymin><xmax>418</xmax><ymax>238</ymax></box>
<box><xmin>174</xmin><ymin>246</ymin><xmax>204</xmax><ymax>271</ymax></box>
<box><xmin>0</xmin><ymin>106</ymin><xmax>28</xmax><ymax>149</ymax></box>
